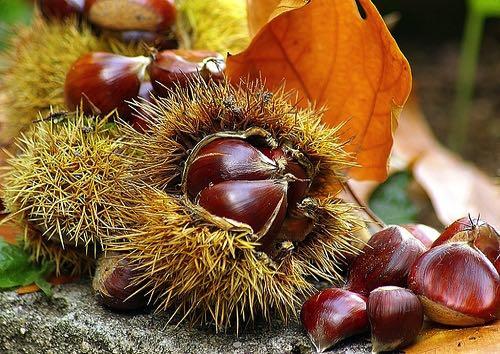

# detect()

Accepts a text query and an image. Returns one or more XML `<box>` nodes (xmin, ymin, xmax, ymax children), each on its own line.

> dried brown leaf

<box><xmin>228</xmin><ymin>0</ymin><xmax>412</xmax><ymax>181</ymax></box>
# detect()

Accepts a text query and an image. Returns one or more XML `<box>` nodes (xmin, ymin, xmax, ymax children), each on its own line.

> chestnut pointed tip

<box><xmin>308</xmin><ymin>333</ymin><xmax>336</xmax><ymax>353</ymax></box>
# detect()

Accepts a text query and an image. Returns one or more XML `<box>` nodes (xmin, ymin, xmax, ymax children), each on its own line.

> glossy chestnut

<box><xmin>64</xmin><ymin>52</ymin><xmax>150</xmax><ymax>119</ymax></box>
<box><xmin>38</xmin><ymin>0</ymin><xmax>85</xmax><ymax>21</ymax></box>
<box><xmin>301</xmin><ymin>288</ymin><xmax>368</xmax><ymax>353</ymax></box>
<box><xmin>432</xmin><ymin>216</ymin><xmax>499</xmax><ymax>264</ymax></box>
<box><xmin>368</xmin><ymin>286</ymin><xmax>423</xmax><ymax>352</ymax></box>
<box><xmin>185</xmin><ymin>138</ymin><xmax>280</xmax><ymax>199</ymax></box>
<box><xmin>345</xmin><ymin>225</ymin><xmax>426</xmax><ymax>296</ymax></box>
<box><xmin>408</xmin><ymin>242</ymin><xmax>499</xmax><ymax>326</ymax></box>
<box><xmin>92</xmin><ymin>252</ymin><xmax>147</xmax><ymax>311</ymax></box>
<box><xmin>148</xmin><ymin>50</ymin><xmax>225</xmax><ymax>96</ymax></box>
<box><xmin>403</xmin><ymin>223</ymin><xmax>440</xmax><ymax>249</ymax></box>
<box><xmin>85</xmin><ymin>0</ymin><xmax>176</xmax><ymax>32</ymax></box>
<box><xmin>198</xmin><ymin>179</ymin><xmax>288</xmax><ymax>238</ymax></box>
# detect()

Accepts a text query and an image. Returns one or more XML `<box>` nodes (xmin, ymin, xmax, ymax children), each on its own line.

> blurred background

<box><xmin>378</xmin><ymin>0</ymin><xmax>499</xmax><ymax>178</ymax></box>
<box><xmin>0</xmin><ymin>0</ymin><xmax>498</xmax><ymax>227</ymax></box>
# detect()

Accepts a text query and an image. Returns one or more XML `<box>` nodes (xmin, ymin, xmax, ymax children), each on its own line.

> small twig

<box><xmin>344</xmin><ymin>181</ymin><xmax>386</xmax><ymax>230</ymax></box>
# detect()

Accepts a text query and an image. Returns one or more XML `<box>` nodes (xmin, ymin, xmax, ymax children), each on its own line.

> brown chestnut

<box><xmin>185</xmin><ymin>138</ymin><xmax>281</xmax><ymax>199</ymax></box>
<box><xmin>368</xmin><ymin>286</ymin><xmax>423</xmax><ymax>352</ymax></box>
<box><xmin>432</xmin><ymin>216</ymin><xmax>499</xmax><ymax>265</ymax></box>
<box><xmin>64</xmin><ymin>52</ymin><xmax>151</xmax><ymax>119</ymax></box>
<box><xmin>198</xmin><ymin>179</ymin><xmax>288</xmax><ymax>238</ymax></box>
<box><xmin>402</xmin><ymin>223</ymin><xmax>440</xmax><ymax>249</ymax></box>
<box><xmin>276</xmin><ymin>210</ymin><xmax>315</xmax><ymax>243</ymax></box>
<box><xmin>92</xmin><ymin>252</ymin><xmax>147</xmax><ymax>311</ymax></box>
<box><xmin>148</xmin><ymin>50</ymin><xmax>225</xmax><ymax>97</ymax></box>
<box><xmin>260</xmin><ymin>147</ymin><xmax>309</xmax><ymax>210</ymax></box>
<box><xmin>85</xmin><ymin>0</ymin><xmax>176</xmax><ymax>32</ymax></box>
<box><xmin>408</xmin><ymin>242</ymin><xmax>499</xmax><ymax>326</ymax></box>
<box><xmin>345</xmin><ymin>225</ymin><xmax>426</xmax><ymax>296</ymax></box>
<box><xmin>38</xmin><ymin>0</ymin><xmax>85</xmax><ymax>21</ymax></box>
<box><xmin>182</xmin><ymin>132</ymin><xmax>315</xmax><ymax>252</ymax></box>
<box><xmin>300</xmin><ymin>288</ymin><xmax>368</xmax><ymax>352</ymax></box>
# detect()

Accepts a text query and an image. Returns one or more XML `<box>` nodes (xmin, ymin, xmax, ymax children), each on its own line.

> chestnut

<box><xmin>368</xmin><ymin>286</ymin><xmax>423</xmax><ymax>352</ymax></box>
<box><xmin>148</xmin><ymin>50</ymin><xmax>225</xmax><ymax>97</ymax></box>
<box><xmin>64</xmin><ymin>52</ymin><xmax>151</xmax><ymax>119</ymax></box>
<box><xmin>259</xmin><ymin>147</ymin><xmax>309</xmax><ymax>210</ymax></box>
<box><xmin>38</xmin><ymin>0</ymin><xmax>85</xmax><ymax>21</ymax></box>
<box><xmin>432</xmin><ymin>216</ymin><xmax>499</xmax><ymax>265</ymax></box>
<box><xmin>301</xmin><ymin>288</ymin><xmax>368</xmax><ymax>352</ymax></box>
<box><xmin>402</xmin><ymin>223</ymin><xmax>440</xmax><ymax>249</ymax></box>
<box><xmin>92</xmin><ymin>252</ymin><xmax>147</xmax><ymax>311</ymax></box>
<box><xmin>185</xmin><ymin>138</ymin><xmax>281</xmax><ymax>199</ymax></box>
<box><xmin>345</xmin><ymin>225</ymin><xmax>426</xmax><ymax>296</ymax></box>
<box><xmin>181</xmin><ymin>130</ymin><xmax>316</xmax><ymax>253</ymax></box>
<box><xmin>408</xmin><ymin>242</ymin><xmax>499</xmax><ymax>326</ymax></box>
<box><xmin>198</xmin><ymin>179</ymin><xmax>288</xmax><ymax>239</ymax></box>
<box><xmin>85</xmin><ymin>0</ymin><xmax>176</xmax><ymax>32</ymax></box>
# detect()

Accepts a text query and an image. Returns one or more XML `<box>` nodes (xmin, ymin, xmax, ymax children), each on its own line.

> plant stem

<box><xmin>344</xmin><ymin>182</ymin><xmax>386</xmax><ymax>229</ymax></box>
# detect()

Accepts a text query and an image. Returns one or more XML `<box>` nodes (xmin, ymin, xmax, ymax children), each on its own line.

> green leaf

<box><xmin>369</xmin><ymin>171</ymin><xmax>419</xmax><ymax>225</ymax></box>
<box><xmin>0</xmin><ymin>238</ymin><xmax>54</xmax><ymax>295</ymax></box>
<box><xmin>0</xmin><ymin>1</ymin><xmax>33</xmax><ymax>25</ymax></box>
<box><xmin>0</xmin><ymin>0</ymin><xmax>33</xmax><ymax>50</ymax></box>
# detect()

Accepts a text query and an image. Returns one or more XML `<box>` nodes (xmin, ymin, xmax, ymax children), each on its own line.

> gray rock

<box><xmin>0</xmin><ymin>282</ymin><xmax>371</xmax><ymax>354</ymax></box>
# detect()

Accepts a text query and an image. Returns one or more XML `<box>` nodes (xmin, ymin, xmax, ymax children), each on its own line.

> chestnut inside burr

<box><xmin>182</xmin><ymin>129</ymin><xmax>313</xmax><ymax>252</ymax></box>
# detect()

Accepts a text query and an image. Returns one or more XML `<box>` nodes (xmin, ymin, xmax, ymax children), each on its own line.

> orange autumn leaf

<box><xmin>246</xmin><ymin>0</ymin><xmax>309</xmax><ymax>38</ymax></box>
<box><xmin>227</xmin><ymin>0</ymin><xmax>412</xmax><ymax>181</ymax></box>
<box><xmin>0</xmin><ymin>222</ymin><xmax>20</xmax><ymax>244</ymax></box>
<box><xmin>15</xmin><ymin>275</ymin><xmax>79</xmax><ymax>295</ymax></box>
<box><xmin>407</xmin><ymin>321</ymin><xmax>500</xmax><ymax>353</ymax></box>
<box><xmin>16</xmin><ymin>283</ymin><xmax>41</xmax><ymax>295</ymax></box>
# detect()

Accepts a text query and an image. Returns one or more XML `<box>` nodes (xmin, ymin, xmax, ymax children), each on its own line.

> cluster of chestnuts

<box><xmin>41</xmin><ymin>0</ymin><xmax>227</xmax><ymax>131</ymax></box>
<box><xmin>38</xmin><ymin>0</ymin><xmax>177</xmax><ymax>48</ymax></box>
<box><xmin>301</xmin><ymin>217</ymin><xmax>500</xmax><ymax>352</ymax></box>
<box><xmin>64</xmin><ymin>48</ymin><xmax>225</xmax><ymax>129</ymax></box>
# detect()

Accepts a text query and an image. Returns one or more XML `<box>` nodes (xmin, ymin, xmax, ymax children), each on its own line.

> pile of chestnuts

<box><xmin>301</xmin><ymin>217</ymin><xmax>500</xmax><ymax>352</ymax></box>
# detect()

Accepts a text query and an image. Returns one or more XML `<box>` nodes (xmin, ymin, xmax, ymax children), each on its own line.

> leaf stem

<box><xmin>344</xmin><ymin>181</ymin><xmax>386</xmax><ymax>230</ymax></box>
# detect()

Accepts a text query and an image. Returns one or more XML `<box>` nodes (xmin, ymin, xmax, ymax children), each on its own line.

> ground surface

<box><xmin>0</xmin><ymin>282</ymin><xmax>372</xmax><ymax>354</ymax></box>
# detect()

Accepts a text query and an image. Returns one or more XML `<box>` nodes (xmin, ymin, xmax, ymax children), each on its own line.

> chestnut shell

<box><xmin>345</xmin><ymin>225</ymin><xmax>426</xmax><ymax>296</ymax></box>
<box><xmin>408</xmin><ymin>242</ymin><xmax>500</xmax><ymax>326</ymax></box>
<box><xmin>148</xmin><ymin>50</ymin><xmax>224</xmax><ymax>96</ymax></box>
<box><xmin>368</xmin><ymin>286</ymin><xmax>423</xmax><ymax>352</ymax></box>
<box><xmin>64</xmin><ymin>52</ymin><xmax>149</xmax><ymax>119</ymax></box>
<box><xmin>301</xmin><ymin>288</ymin><xmax>368</xmax><ymax>352</ymax></box>
<box><xmin>185</xmin><ymin>138</ymin><xmax>279</xmax><ymax>199</ymax></box>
